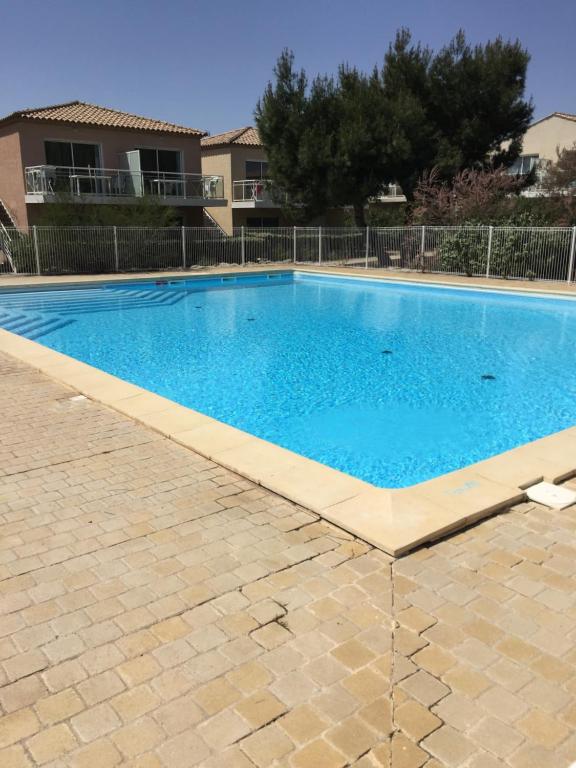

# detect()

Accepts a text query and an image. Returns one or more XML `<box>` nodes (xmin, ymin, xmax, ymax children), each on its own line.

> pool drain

<box><xmin>481</xmin><ymin>374</ymin><xmax>496</xmax><ymax>380</ymax></box>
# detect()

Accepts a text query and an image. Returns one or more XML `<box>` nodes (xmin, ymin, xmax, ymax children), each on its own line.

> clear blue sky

<box><xmin>2</xmin><ymin>0</ymin><xmax>574</xmax><ymax>135</ymax></box>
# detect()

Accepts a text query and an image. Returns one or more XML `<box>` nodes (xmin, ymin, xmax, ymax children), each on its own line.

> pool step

<box><xmin>0</xmin><ymin>311</ymin><xmax>74</xmax><ymax>340</ymax></box>
<box><xmin>0</xmin><ymin>287</ymin><xmax>190</xmax><ymax>315</ymax></box>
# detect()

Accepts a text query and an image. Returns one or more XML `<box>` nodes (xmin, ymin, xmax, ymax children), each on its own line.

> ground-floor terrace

<box><xmin>1</xmin><ymin>294</ymin><xmax>576</xmax><ymax>766</ymax></box>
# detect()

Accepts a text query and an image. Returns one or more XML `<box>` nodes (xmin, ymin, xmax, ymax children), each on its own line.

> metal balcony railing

<box><xmin>25</xmin><ymin>166</ymin><xmax>225</xmax><ymax>201</ymax></box>
<box><xmin>371</xmin><ymin>184</ymin><xmax>406</xmax><ymax>201</ymax></box>
<box><xmin>232</xmin><ymin>179</ymin><xmax>286</xmax><ymax>205</ymax></box>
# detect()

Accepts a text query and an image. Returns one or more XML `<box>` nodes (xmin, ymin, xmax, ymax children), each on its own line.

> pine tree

<box><xmin>255</xmin><ymin>30</ymin><xmax>533</xmax><ymax>220</ymax></box>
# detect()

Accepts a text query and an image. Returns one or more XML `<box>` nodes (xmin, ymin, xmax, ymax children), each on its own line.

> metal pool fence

<box><xmin>1</xmin><ymin>225</ymin><xmax>575</xmax><ymax>284</ymax></box>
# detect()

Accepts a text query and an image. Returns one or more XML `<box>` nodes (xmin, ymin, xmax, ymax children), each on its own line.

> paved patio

<box><xmin>0</xmin><ymin>352</ymin><xmax>575</xmax><ymax>767</ymax></box>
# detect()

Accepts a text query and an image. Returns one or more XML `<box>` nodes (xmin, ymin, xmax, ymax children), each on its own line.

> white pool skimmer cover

<box><xmin>525</xmin><ymin>481</ymin><xmax>576</xmax><ymax>510</ymax></box>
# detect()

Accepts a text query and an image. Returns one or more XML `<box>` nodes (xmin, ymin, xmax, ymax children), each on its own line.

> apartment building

<box><xmin>0</xmin><ymin>101</ymin><xmax>226</xmax><ymax>230</ymax></box>
<box><xmin>509</xmin><ymin>112</ymin><xmax>576</xmax><ymax>193</ymax></box>
<box><xmin>201</xmin><ymin>127</ymin><xmax>288</xmax><ymax>234</ymax></box>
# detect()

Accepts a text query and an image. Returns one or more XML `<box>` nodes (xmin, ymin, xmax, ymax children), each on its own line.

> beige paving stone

<box><xmin>507</xmin><ymin>743</ymin><xmax>559</xmax><ymax>768</ymax></box>
<box><xmin>396</xmin><ymin>606</ymin><xmax>437</xmax><ymax>634</ymax></box>
<box><xmin>517</xmin><ymin>708</ymin><xmax>571</xmax><ymax>748</ymax></box>
<box><xmin>26</xmin><ymin>723</ymin><xmax>78</xmax><ymax>764</ymax></box>
<box><xmin>326</xmin><ymin>715</ymin><xmax>378</xmax><ymax>761</ymax></box>
<box><xmin>331</xmin><ymin>638</ymin><xmax>376</xmax><ymax>669</ymax></box>
<box><xmin>433</xmin><ymin>692</ymin><xmax>483</xmax><ymax>731</ymax></box>
<box><xmin>77</xmin><ymin>669</ymin><xmax>125</xmax><ymax>706</ymax></box>
<box><xmin>71</xmin><ymin>702</ymin><xmax>121</xmax><ymax>743</ymax></box>
<box><xmin>399</xmin><ymin>670</ymin><xmax>450</xmax><ymax>707</ymax></box>
<box><xmin>0</xmin><ymin>708</ymin><xmax>40</xmax><ymax>749</ymax></box>
<box><xmin>150</xmin><ymin>616</ymin><xmax>190</xmax><ymax>643</ymax></box>
<box><xmin>469</xmin><ymin>717</ymin><xmax>525</xmax><ymax>758</ymax></box>
<box><xmin>519</xmin><ymin>676</ymin><xmax>571</xmax><ymax>713</ymax></box>
<box><xmin>358</xmin><ymin>696</ymin><xmax>393</xmax><ymax>735</ymax></box>
<box><xmin>226</xmin><ymin>660</ymin><xmax>272</xmax><ymax>694</ymax></box>
<box><xmin>466</xmin><ymin>753</ymin><xmax>508</xmax><ymax>768</ymax></box>
<box><xmin>390</xmin><ymin>733</ymin><xmax>428</xmax><ymax>768</ymax></box>
<box><xmin>110</xmin><ymin>716</ymin><xmax>165</xmax><ymax>758</ymax></box>
<box><xmin>198</xmin><ymin>709</ymin><xmax>252</xmax><ymax>749</ymax></box>
<box><xmin>35</xmin><ymin>688</ymin><xmax>85</xmax><ymax>724</ymax></box>
<box><xmin>485</xmin><ymin>658</ymin><xmax>533</xmax><ymax>692</ymax></box>
<box><xmin>42</xmin><ymin>659</ymin><xmax>88</xmax><ymax>693</ymax></box>
<box><xmin>116</xmin><ymin>654</ymin><xmax>162</xmax><ymax>686</ymax></box>
<box><xmin>250</xmin><ymin>621</ymin><xmax>292</xmax><ymax>650</ymax></box>
<box><xmin>530</xmin><ymin>653</ymin><xmax>574</xmax><ymax>684</ymax></box>
<box><xmin>395</xmin><ymin>698</ymin><xmax>442</xmax><ymax>741</ymax></box>
<box><xmin>239</xmin><ymin>723</ymin><xmax>294</xmax><ymax>766</ymax></box>
<box><xmin>152</xmin><ymin>693</ymin><xmax>203</xmax><ymax>736</ymax></box>
<box><xmin>394</xmin><ymin>627</ymin><xmax>428</xmax><ymax>657</ymax></box>
<box><xmin>202</xmin><ymin>745</ymin><xmax>256</xmax><ymax>768</ymax></box>
<box><xmin>496</xmin><ymin>636</ymin><xmax>539</xmax><ymax>664</ymax></box>
<box><xmin>422</xmin><ymin>724</ymin><xmax>477</xmax><ymax>766</ymax></box>
<box><xmin>0</xmin><ymin>745</ymin><xmax>33</xmax><ymax>768</ymax></box>
<box><xmin>442</xmin><ymin>665</ymin><xmax>492</xmax><ymax>698</ymax></box>
<box><xmin>0</xmin><ymin>675</ymin><xmax>48</xmax><ymax>714</ymax></box>
<box><xmin>235</xmin><ymin>689</ymin><xmax>287</xmax><ymax>729</ymax></box>
<box><xmin>193</xmin><ymin>677</ymin><xmax>242</xmax><ymax>715</ymax></box>
<box><xmin>477</xmin><ymin>686</ymin><xmax>528</xmax><ymax>723</ymax></box>
<box><xmin>412</xmin><ymin>644</ymin><xmax>456</xmax><ymax>677</ymax></box>
<box><xmin>341</xmin><ymin>667</ymin><xmax>387</xmax><ymax>704</ymax></box>
<box><xmin>279</xmin><ymin>704</ymin><xmax>329</xmax><ymax>744</ymax></box>
<box><xmin>110</xmin><ymin>684</ymin><xmax>161</xmax><ymax>721</ymax></box>
<box><xmin>3</xmin><ymin>650</ymin><xmax>48</xmax><ymax>682</ymax></box>
<box><xmin>290</xmin><ymin>738</ymin><xmax>347</xmax><ymax>768</ymax></box>
<box><xmin>156</xmin><ymin>730</ymin><xmax>211</xmax><ymax>767</ymax></box>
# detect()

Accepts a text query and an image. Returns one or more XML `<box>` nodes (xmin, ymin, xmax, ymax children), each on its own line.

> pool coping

<box><xmin>1</xmin><ymin>266</ymin><xmax>575</xmax><ymax>556</ymax></box>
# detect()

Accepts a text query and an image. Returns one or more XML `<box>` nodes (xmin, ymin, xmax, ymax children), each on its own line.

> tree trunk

<box><xmin>353</xmin><ymin>202</ymin><xmax>366</xmax><ymax>228</ymax></box>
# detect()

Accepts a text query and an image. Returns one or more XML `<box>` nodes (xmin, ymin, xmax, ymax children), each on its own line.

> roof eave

<box><xmin>528</xmin><ymin>112</ymin><xmax>576</xmax><ymax>130</ymax></box>
<box><xmin>0</xmin><ymin>114</ymin><xmax>207</xmax><ymax>137</ymax></box>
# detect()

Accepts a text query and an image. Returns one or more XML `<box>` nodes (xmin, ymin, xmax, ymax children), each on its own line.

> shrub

<box><xmin>437</xmin><ymin>227</ymin><xmax>488</xmax><ymax>276</ymax></box>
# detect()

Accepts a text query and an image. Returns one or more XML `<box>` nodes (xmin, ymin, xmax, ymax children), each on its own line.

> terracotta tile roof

<box><xmin>530</xmin><ymin>111</ymin><xmax>576</xmax><ymax>129</ymax></box>
<box><xmin>201</xmin><ymin>126</ymin><xmax>262</xmax><ymax>148</ymax></box>
<box><xmin>0</xmin><ymin>100</ymin><xmax>206</xmax><ymax>136</ymax></box>
<box><xmin>554</xmin><ymin>112</ymin><xmax>576</xmax><ymax>122</ymax></box>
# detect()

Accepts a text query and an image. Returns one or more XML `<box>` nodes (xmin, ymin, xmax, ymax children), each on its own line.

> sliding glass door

<box><xmin>137</xmin><ymin>149</ymin><xmax>182</xmax><ymax>195</ymax></box>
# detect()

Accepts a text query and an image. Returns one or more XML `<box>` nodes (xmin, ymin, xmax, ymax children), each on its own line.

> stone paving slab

<box><xmin>1</xmin><ymin>352</ymin><xmax>576</xmax><ymax>766</ymax></box>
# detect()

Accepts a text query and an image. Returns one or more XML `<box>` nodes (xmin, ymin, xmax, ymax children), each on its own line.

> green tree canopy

<box><xmin>256</xmin><ymin>30</ymin><xmax>533</xmax><ymax>223</ymax></box>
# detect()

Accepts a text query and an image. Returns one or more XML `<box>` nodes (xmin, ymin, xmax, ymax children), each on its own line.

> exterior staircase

<box><xmin>0</xmin><ymin>199</ymin><xmax>16</xmax><ymax>229</ymax></box>
<box><xmin>202</xmin><ymin>209</ymin><xmax>227</xmax><ymax>235</ymax></box>
<box><xmin>0</xmin><ymin>199</ymin><xmax>18</xmax><ymax>274</ymax></box>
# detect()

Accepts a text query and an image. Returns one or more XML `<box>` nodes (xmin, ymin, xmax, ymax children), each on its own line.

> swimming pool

<box><xmin>1</xmin><ymin>271</ymin><xmax>575</xmax><ymax>488</ymax></box>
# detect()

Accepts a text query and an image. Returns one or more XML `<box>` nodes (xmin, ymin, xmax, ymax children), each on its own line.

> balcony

<box><xmin>371</xmin><ymin>184</ymin><xmax>407</xmax><ymax>203</ymax></box>
<box><xmin>25</xmin><ymin>166</ymin><xmax>226</xmax><ymax>207</ymax></box>
<box><xmin>232</xmin><ymin>179</ymin><xmax>286</xmax><ymax>208</ymax></box>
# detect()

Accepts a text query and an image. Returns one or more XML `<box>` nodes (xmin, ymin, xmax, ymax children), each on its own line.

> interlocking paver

<box><xmin>2</xmin><ymin>352</ymin><xmax>576</xmax><ymax>767</ymax></box>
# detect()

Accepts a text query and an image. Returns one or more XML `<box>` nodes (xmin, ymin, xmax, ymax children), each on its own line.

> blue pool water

<box><xmin>2</xmin><ymin>272</ymin><xmax>576</xmax><ymax>488</ymax></box>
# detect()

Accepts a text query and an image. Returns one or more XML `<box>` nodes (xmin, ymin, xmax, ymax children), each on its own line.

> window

<box><xmin>246</xmin><ymin>216</ymin><xmax>279</xmax><ymax>228</ymax></box>
<box><xmin>137</xmin><ymin>148</ymin><xmax>181</xmax><ymax>176</ymax></box>
<box><xmin>508</xmin><ymin>154</ymin><xmax>539</xmax><ymax>175</ymax></box>
<box><xmin>245</xmin><ymin>160</ymin><xmax>268</xmax><ymax>180</ymax></box>
<box><xmin>44</xmin><ymin>141</ymin><xmax>100</xmax><ymax>169</ymax></box>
